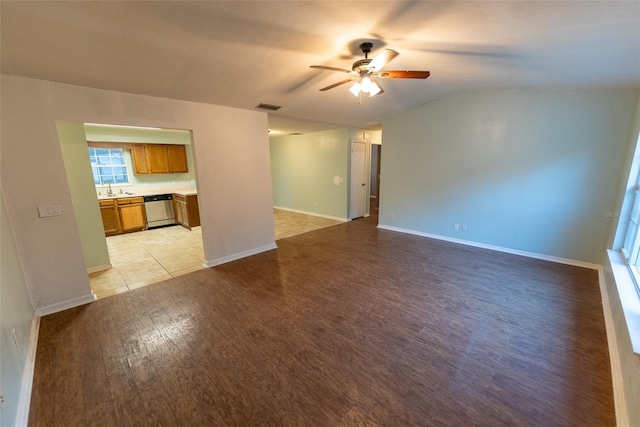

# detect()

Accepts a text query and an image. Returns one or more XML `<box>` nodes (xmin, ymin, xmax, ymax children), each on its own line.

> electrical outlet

<box><xmin>391</xmin><ymin>212</ymin><xmax>395</xmax><ymax>219</ymax></box>
<box><xmin>314</xmin><ymin>201</ymin><xmax>319</xmax><ymax>207</ymax></box>
<box><xmin>453</xmin><ymin>224</ymin><xmax>460</xmax><ymax>231</ymax></box>
<box><xmin>461</xmin><ymin>224</ymin><xmax>468</xmax><ymax>232</ymax></box>
<box><xmin>0</xmin><ymin>391</ymin><xmax>4</xmax><ymax>408</ymax></box>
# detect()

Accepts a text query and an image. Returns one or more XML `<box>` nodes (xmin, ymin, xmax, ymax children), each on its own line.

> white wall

<box><xmin>270</xmin><ymin>128</ymin><xmax>382</xmax><ymax>220</ymax></box>
<box><xmin>57</xmin><ymin>121</ymin><xmax>111</xmax><ymax>272</ymax></box>
<box><xmin>1</xmin><ymin>75</ymin><xmax>275</xmax><ymax>314</ymax></box>
<box><xmin>602</xmin><ymin>252</ymin><xmax>640</xmax><ymax>426</ymax></box>
<box><xmin>0</xmin><ymin>189</ymin><xmax>36</xmax><ymax>426</ymax></box>
<box><xmin>270</xmin><ymin>129</ymin><xmax>350</xmax><ymax>219</ymax></box>
<box><xmin>380</xmin><ymin>88</ymin><xmax>639</xmax><ymax>264</ymax></box>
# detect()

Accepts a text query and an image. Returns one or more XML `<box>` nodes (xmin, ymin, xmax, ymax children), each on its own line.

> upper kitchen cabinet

<box><xmin>167</xmin><ymin>144</ymin><xmax>188</xmax><ymax>173</ymax></box>
<box><xmin>132</xmin><ymin>144</ymin><xmax>150</xmax><ymax>174</ymax></box>
<box><xmin>132</xmin><ymin>144</ymin><xmax>188</xmax><ymax>174</ymax></box>
<box><xmin>147</xmin><ymin>144</ymin><xmax>170</xmax><ymax>173</ymax></box>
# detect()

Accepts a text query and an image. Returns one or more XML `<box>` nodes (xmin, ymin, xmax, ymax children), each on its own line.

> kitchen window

<box><xmin>89</xmin><ymin>147</ymin><xmax>130</xmax><ymax>185</ymax></box>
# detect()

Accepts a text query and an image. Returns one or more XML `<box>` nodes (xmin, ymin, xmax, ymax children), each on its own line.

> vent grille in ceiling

<box><xmin>255</xmin><ymin>103</ymin><xmax>282</xmax><ymax>111</ymax></box>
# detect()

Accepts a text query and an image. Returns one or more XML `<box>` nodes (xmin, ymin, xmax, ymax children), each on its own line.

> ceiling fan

<box><xmin>310</xmin><ymin>42</ymin><xmax>430</xmax><ymax>101</ymax></box>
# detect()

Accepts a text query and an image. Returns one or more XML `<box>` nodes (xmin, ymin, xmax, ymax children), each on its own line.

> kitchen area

<box><xmin>58</xmin><ymin>122</ymin><xmax>204</xmax><ymax>299</ymax></box>
<box><xmin>95</xmin><ymin>141</ymin><xmax>201</xmax><ymax>236</ymax></box>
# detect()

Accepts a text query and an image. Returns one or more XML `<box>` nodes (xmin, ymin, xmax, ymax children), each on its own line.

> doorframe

<box><xmin>349</xmin><ymin>139</ymin><xmax>369</xmax><ymax>220</ymax></box>
<box><xmin>371</xmin><ymin>142</ymin><xmax>382</xmax><ymax>210</ymax></box>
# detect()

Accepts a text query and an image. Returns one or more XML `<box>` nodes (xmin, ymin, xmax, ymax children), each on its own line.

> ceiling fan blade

<box><xmin>376</xmin><ymin>70</ymin><xmax>430</xmax><ymax>79</ymax></box>
<box><xmin>319</xmin><ymin>79</ymin><xmax>353</xmax><ymax>91</ymax></box>
<box><xmin>368</xmin><ymin>49</ymin><xmax>399</xmax><ymax>72</ymax></box>
<box><xmin>310</xmin><ymin>65</ymin><xmax>351</xmax><ymax>73</ymax></box>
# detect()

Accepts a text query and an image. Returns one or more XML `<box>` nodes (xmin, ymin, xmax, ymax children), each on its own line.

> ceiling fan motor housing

<box><xmin>353</xmin><ymin>59</ymin><xmax>372</xmax><ymax>72</ymax></box>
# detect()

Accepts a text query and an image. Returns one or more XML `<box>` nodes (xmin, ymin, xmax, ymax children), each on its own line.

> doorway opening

<box><xmin>57</xmin><ymin>121</ymin><xmax>205</xmax><ymax>299</ymax></box>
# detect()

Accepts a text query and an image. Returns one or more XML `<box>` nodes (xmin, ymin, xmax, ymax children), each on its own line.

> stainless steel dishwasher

<box><xmin>144</xmin><ymin>194</ymin><xmax>175</xmax><ymax>229</ymax></box>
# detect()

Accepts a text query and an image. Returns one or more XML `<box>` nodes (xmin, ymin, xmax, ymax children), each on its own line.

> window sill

<box><xmin>606</xmin><ymin>249</ymin><xmax>640</xmax><ymax>356</ymax></box>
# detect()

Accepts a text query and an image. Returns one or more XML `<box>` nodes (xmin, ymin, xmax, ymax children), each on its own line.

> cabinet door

<box><xmin>132</xmin><ymin>144</ymin><xmax>149</xmax><ymax>174</ymax></box>
<box><xmin>178</xmin><ymin>201</ymin><xmax>188</xmax><ymax>227</ymax></box>
<box><xmin>186</xmin><ymin>195</ymin><xmax>200</xmax><ymax>228</ymax></box>
<box><xmin>118</xmin><ymin>203</ymin><xmax>147</xmax><ymax>232</ymax></box>
<box><xmin>167</xmin><ymin>145</ymin><xmax>188</xmax><ymax>173</ymax></box>
<box><xmin>100</xmin><ymin>203</ymin><xmax>120</xmax><ymax>236</ymax></box>
<box><xmin>147</xmin><ymin>145</ymin><xmax>169</xmax><ymax>173</ymax></box>
<box><xmin>173</xmin><ymin>198</ymin><xmax>184</xmax><ymax>225</ymax></box>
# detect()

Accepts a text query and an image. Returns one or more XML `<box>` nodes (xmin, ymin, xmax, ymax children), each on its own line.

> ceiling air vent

<box><xmin>255</xmin><ymin>103</ymin><xmax>282</xmax><ymax>111</ymax></box>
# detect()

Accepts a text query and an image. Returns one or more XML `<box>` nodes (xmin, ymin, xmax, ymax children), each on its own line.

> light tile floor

<box><xmin>274</xmin><ymin>209</ymin><xmax>343</xmax><ymax>240</ymax></box>
<box><xmin>89</xmin><ymin>209</ymin><xmax>344</xmax><ymax>299</ymax></box>
<box><xmin>89</xmin><ymin>225</ymin><xmax>206</xmax><ymax>299</ymax></box>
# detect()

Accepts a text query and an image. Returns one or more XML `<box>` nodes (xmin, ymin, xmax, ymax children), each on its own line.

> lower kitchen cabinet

<box><xmin>117</xmin><ymin>197</ymin><xmax>147</xmax><ymax>233</ymax></box>
<box><xmin>99</xmin><ymin>199</ymin><xmax>120</xmax><ymax>236</ymax></box>
<box><xmin>99</xmin><ymin>197</ymin><xmax>146</xmax><ymax>236</ymax></box>
<box><xmin>173</xmin><ymin>193</ymin><xmax>200</xmax><ymax>229</ymax></box>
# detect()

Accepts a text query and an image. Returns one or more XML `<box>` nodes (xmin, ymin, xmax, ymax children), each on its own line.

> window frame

<box><xmin>620</xmin><ymin>133</ymin><xmax>640</xmax><ymax>297</ymax></box>
<box><xmin>88</xmin><ymin>146</ymin><xmax>131</xmax><ymax>187</ymax></box>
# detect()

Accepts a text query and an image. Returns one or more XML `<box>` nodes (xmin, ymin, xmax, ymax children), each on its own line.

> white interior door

<box><xmin>350</xmin><ymin>141</ymin><xmax>366</xmax><ymax>219</ymax></box>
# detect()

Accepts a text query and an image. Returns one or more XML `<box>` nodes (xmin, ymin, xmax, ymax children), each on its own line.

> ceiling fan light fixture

<box><xmin>310</xmin><ymin>42</ymin><xmax>429</xmax><ymax>100</ymax></box>
<box><xmin>369</xmin><ymin>81</ymin><xmax>382</xmax><ymax>97</ymax></box>
<box><xmin>349</xmin><ymin>81</ymin><xmax>361</xmax><ymax>97</ymax></box>
<box><xmin>360</xmin><ymin>73</ymin><xmax>372</xmax><ymax>93</ymax></box>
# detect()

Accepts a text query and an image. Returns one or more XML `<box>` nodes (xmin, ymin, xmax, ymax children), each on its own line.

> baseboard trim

<box><xmin>35</xmin><ymin>293</ymin><xmax>97</xmax><ymax>317</ymax></box>
<box><xmin>377</xmin><ymin>224</ymin><xmax>600</xmax><ymax>270</ymax></box>
<box><xmin>15</xmin><ymin>314</ymin><xmax>40</xmax><ymax>427</ymax></box>
<box><xmin>273</xmin><ymin>206</ymin><xmax>348</xmax><ymax>222</ymax></box>
<box><xmin>205</xmin><ymin>243</ymin><xmax>278</xmax><ymax>268</ymax></box>
<box><xmin>86</xmin><ymin>263</ymin><xmax>112</xmax><ymax>274</ymax></box>
<box><xmin>597</xmin><ymin>266</ymin><xmax>628</xmax><ymax>427</ymax></box>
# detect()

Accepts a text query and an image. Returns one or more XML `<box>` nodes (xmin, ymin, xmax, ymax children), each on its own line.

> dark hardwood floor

<box><xmin>29</xmin><ymin>215</ymin><xmax>615</xmax><ymax>426</ymax></box>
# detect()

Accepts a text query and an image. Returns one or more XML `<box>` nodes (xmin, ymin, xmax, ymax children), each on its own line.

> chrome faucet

<box><xmin>106</xmin><ymin>181</ymin><xmax>113</xmax><ymax>196</ymax></box>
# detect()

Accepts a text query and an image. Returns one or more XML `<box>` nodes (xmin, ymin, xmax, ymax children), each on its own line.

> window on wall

<box><xmin>88</xmin><ymin>147</ymin><xmax>129</xmax><ymax>185</ymax></box>
<box><xmin>622</xmin><ymin>185</ymin><xmax>640</xmax><ymax>266</ymax></box>
<box><xmin>620</xmin><ymin>133</ymin><xmax>640</xmax><ymax>295</ymax></box>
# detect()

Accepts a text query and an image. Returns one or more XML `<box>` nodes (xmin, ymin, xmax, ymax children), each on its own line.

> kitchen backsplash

<box><xmin>97</xmin><ymin>180</ymin><xmax>197</xmax><ymax>197</ymax></box>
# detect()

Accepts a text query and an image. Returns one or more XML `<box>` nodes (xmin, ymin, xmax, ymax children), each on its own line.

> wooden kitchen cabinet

<box><xmin>99</xmin><ymin>197</ymin><xmax>146</xmax><ymax>236</ymax></box>
<box><xmin>173</xmin><ymin>193</ymin><xmax>200</xmax><ymax>229</ymax></box>
<box><xmin>132</xmin><ymin>144</ymin><xmax>150</xmax><ymax>174</ymax></box>
<box><xmin>147</xmin><ymin>144</ymin><xmax>170</xmax><ymax>173</ymax></box>
<box><xmin>117</xmin><ymin>197</ymin><xmax>147</xmax><ymax>233</ymax></box>
<box><xmin>167</xmin><ymin>144</ymin><xmax>188</xmax><ymax>173</ymax></box>
<box><xmin>131</xmin><ymin>144</ymin><xmax>188</xmax><ymax>174</ymax></box>
<box><xmin>99</xmin><ymin>199</ymin><xmax>120</xmax><ymax>236</ymax></box>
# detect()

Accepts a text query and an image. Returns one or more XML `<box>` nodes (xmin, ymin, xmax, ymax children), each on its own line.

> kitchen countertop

<box><xmin>172</xmin><ymin>190</ymin><xmax>198</xmax><ymax>196</ymax></box>
<box><xmin>97</xmin><ymin>188</ymin><xmax>197</xmax><ymax>200</ymax></box>
<box><xmin>97</xmin><ymin>193</ymin><xmax>138</xmax><ymax>200</ymax></box>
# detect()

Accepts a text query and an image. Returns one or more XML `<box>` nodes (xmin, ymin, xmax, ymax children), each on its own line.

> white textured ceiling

<box><xmin>2</xmin><ymin>1</ymin><xmax>639</xmax><ymax>134</ymax></box>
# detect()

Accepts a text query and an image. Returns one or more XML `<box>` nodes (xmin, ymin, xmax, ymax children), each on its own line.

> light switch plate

<box><xmin>37</xmin><ymin>205</ymin><xmax>62</xmax><ymax>218</ymax></box>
